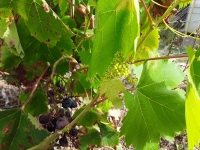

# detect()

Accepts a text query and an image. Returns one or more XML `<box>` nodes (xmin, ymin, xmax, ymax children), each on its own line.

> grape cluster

<box><xmin>39</xmin><ymin>79</ymin><xmax>79</xmax><ymax>148</ymax></box>
<box><xmin>125</xmin><ymin>74</ymin><xmax>138</xmax><ymax>85</ymax></box>
<box><xmin>105</xmin><ymin>52</ymin><xmax>129</xmax><ymax>79</ymax></box>
<box><xmin>62</xmin><ymin>97</ymin><xmax>77</xmax><ymax>109</ymax></box>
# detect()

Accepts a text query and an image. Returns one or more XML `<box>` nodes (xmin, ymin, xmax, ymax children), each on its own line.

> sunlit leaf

<box><xmin>100</xmin><ymin>78</ymin><xmax>125</xmax><ymax>101</ymax></box>
<box><xmin>88</xmin><ymin>0</ymin><xmax>139</xmax><ymax>77</ymax></box>
<box><xmin>185</xmin><ymin>83</ymin><xmax>200</xmax><ymax>149</ymax></box>
<box><xmin>121</xmin><ymin>60</ymin><xmax>185</xmax><ymax>149</ymax></box>
<box><xmin>186</xmin><ymin>46</ymin><xmax>200</xmax><ymax>149</ymax></box>
<box><xmin>135</xmin><ymin>29</ymin><xmax>159</xmax><ymax>62</ymax></box>
<box><xmin>186</xmin><ymin>47</ymin><xmax>200</xmax><ymax>97</ymax></box>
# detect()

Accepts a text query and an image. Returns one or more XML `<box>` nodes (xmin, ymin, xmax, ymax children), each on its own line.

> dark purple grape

<box><xmin>58</xmin><ymin>86</ymin><xmax>66</xmax><ymax>93</ymax></box>
<box><xmin>59</xmin><ymin>136</ymin><xmax>68</xmax><ymax>147</ymax></box>
<box><xmin>56</xmin><ymin>81</ymin><xmax>61</xmax><ymax>87</ymax></box>
<box><xmin>47</xmin><ymin>90</ymin><xmax>54</xmax><ymax>97</ymax></box>
<box><xmin>56</xmin><ymin>117</ymin><xmax>69</xmax><ymax>130</ymax></box>
<box><xmin>69</xmin><ymin>128</ymin><xmax>78</xmax><ymax>137</ymax></box>
<box><xmin>46</xmin><ymin>125</ymin><xmax>56</xmax><ymax>132</ymax></box>
<box><xmin>51</xmin><ymin>118</ymin><xmax>57</xmax><ymax>127</ymax></box>
<box><xmin>70</xmin><ymin>100</ymin><xmax>77</xmax><ymax>108</ymax></box>
<box><xmin>65</xmin><ymin>108</ymin><xmax>71</xmax><ymax>118</ymax></box>
<box><xmin>59</xmin><ymin>109</ymin><xmax>65</xmax><ymax>117</ymax></box>
<box><xmin>62</xmin><ymin>98</ymin><xmax>72</xmax><ymax>108</ymax></box>
<box><xmin>39</xmin><ymin>114</ymin><xmax>50</xmax><ymax>124</ymax></box>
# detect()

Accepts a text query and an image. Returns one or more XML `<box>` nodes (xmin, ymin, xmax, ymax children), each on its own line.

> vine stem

<box><xmin>28</xmin><ymin>94</ymin><xmax>100</xmax><ymax>150</ymax></box>
<box><xmin>21</xmin><ymin>62</ymin><xmax>50</xmax><ymax>111</ymax></box>
<box><xmin>50</xmin><ymin>55</ymin><xmax>72</xmax><ymax>81</ymax></box>
<box><xmin>133</xmin><ymin>54</ymin><xmax>188</xmax><ymax>64</ymax></box>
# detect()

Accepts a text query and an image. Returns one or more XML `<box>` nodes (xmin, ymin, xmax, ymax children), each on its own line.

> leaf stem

<box><xmin>21</xmin><ymin>62</ymin><xmax>50</xmax><ymax>111</ymax></box>
<box><xmin>50</xmin><ymin>55</ymin><xmax>72</xmax><ymax>81</ymax></box>
<box><xmin>28</xmin><ymin>94</ymin><xmax>100</xmax><ymax>150</ymax></box>
<box><xmin>133</xmin><ymin>54</ymin><xmax>188</xmax><ymax>64</ymax></box>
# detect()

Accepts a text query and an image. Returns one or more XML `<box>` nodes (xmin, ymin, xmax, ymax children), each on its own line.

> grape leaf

<box><xmin>88</xmin><ymin>0</ymin><xmax>139</xmax><ymax>77</ymax></box>
<box><xmin>185</xmin><ymin>46</ymin><xmax>200</xmax><ymax>149</ymax></box>
<box><xmin>100</xmin><ymin>78</ymin><xmax>125</xmax><ymax>101</ymax></box>
<box><xmin>121</xmin><ymin>60</ymin><xmax>186</xmax><ymax>149</ymax></box>
<box><xmin>0</xmin><ymin>109</ymin><xmax>49</xmax><ymax>150</ymax></box>
<box><xmin>59</xmin><ymin>0</ymin><xmax>69</xmax><ymax>15</ymax></box>
<box><xmin>79</xmin><ymin>51</ymin><xmax>91</xmax><ymax>65</ymax></box>
<box><xmin>0</xmin><ymin>18</ymin><xmax>7</xmax><ymax>37</ymax></box>
<box><xmin>24</xmin><ymin>91</ymin><xmax>48</xmax><ymax>117</ymax></box>
<box><xmin>18</xmin><ymin>0</ymin><xmax>74</xmax><ymax>47</ymax></box>
<box><xmin>73</xmin><ymin>107</ymin><xmax>101</xmax><ymax>127</ymax></box>
<box><xmin>0</xmin><ymin>0</ymin><xmax>18</xmax><ymax>14</ymax></box>
<box><xmin>185</xmin><ymin>83</ymin><xmax>200</xmax><ymax>149</ymax></box>
<box><xmin>135</xmin><ymin>29</ymin><xmax>159</xmax><ymax>61</ymax></box>
<box><xmin>80</xmin><ymin>128</ymin><xmax>101</xmax><ymax>148</ymax></box>
<box><xmin>3</xmin><ymin>19</ymin><xmax>24</xmax><ymax>57</ymax></box>
<box><xmin>98</xmin><ymin>122</ymin><xmax>119</xmax><ymax>146</ymax></box>
<box><xmin>1</xmin><ymin>46</ymin><xmax>21</xmax><ymax>71</ymax></box>
<box><xmin>186</xmin><ymin>47</ymin><xmax>200</xmax><ymax>97</ymax></box>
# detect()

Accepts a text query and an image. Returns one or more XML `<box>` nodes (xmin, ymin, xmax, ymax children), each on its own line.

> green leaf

<box><xmin>186</xmin><ymin>46</ymin><xmax>200</xmax><ymax>149</ymax></box>
<box><xmin>78</xmin><ymin>73</ymin><xmax>91</xmax><ymax>89</ymax></box>
<box><xmin>121</xmin><ymin>60</ymin><xmax>186</xmax><ymax>149</ymax></box>
<box><xmin>19</xmin><ymin>93</ymin><xmax>30</xmax><ymax>104</ymax></box>
<box><xmin>3</xmin><ymin>20</ymin><xmax>24</xmax><ymax>58</ymax></box>
<box><xmin>97</xmin><ymin>100</ymin><xmax>113</xmax><ymax>113</ymax></box>
<box><xmin>135</xmin><ymin>29</ymin><xmax>159</xmax><ymax>62</ymax></box>
<box><xmin>79</xmin><ymin>51</ymin><xmax>91</xmax><ymax>65</ymax></box>
<box><xmin>59</xmin><ymin>0</ymin><xmax>69</xmax><ymax>15</ymax></box>
<box><xmin>1</xmin><ymin>46</ymin><xmax>21</xmax><ymax>71</ymax></box>
<box><xmin>186</xmin><ymin>47</ymin><xmax>200</xmax><ymax>97</ymax></box>
<box><xmin>143</xmin><ymin>142</ymin><xmax>159</xmax><ymax>150</ymax></box>
<box><xmin>56</xmin><ymin>61</ymin><xmax>69</xmax><ymax>76</ymax></box>
<box><xmin>19</xmin><ymin>0</ymin><xmax>74</xmax><ymax>47</ymax></box>
<box><xmin>111</xmin><ymin>97</ymin><xmax>123</xmax><ymax>109</ymax></box>
<box><xmin>185</xmin><ymin>83</ymin><xmax>200</xmax><ymax>149</ymax></box>
<box><xmin>88</xmin><ymin>0</ymin><xmax>139</xmax><ymax>77</ymax></box>
<box><xmin>0</xmin><ymin>1</ymin><xmax>18</xmax><ymax>15</ymax></box>
<box><xmin>0</xmin><ymin>109</ymin><xmax>49</xmax><ymax>150</ymax></box>
<box><xmin>73</xmin><ymin>107</ymin><xmax>101</xmax><ymax>127</ymax></box>
<box><xmin>98</xmin><ymin>122</ymin><xmax>119</xmax><ymax>146</ymax></box>
<box><xmin>0</xmin><ymin>18</ymin><xmax>8</xmax><ymax>37</ymax></box>
<box><xmin>24</xmin><ymin>91</ymin><xmax>48</xmax><ymax>117</ymax></box>
<box><xmin>80</xmin><ymin>128</ymin><xmax>101</xmax><ymax>148</ymax></box>
<box><xmin>62</xmin><ymin>16</ymin><xmax>77</xmax><ymax>29</ymax></box>
<box><xmin>100</xmin><ymin>78</ymin><xmax>125</xmax><ymax>101</ymax></box>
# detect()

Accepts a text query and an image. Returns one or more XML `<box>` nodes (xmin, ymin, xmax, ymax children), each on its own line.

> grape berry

<box><xmin>62</xmin><ymin>97</ymin><xmax>77</xmax><ymax>109</ymax></box>
<box><xmin>59</xmin><ymin>136</ymin><xmax>68</xmax><ymax>147</ymax></box>
<box><xmin>69</xmin><ymin>128</ymin><xmax>78</xmax><ymax>137</ymax></box>
<box><xmin>39</xmin><ymin>114</ymin><xmax>50</xmax><ymax>124</ymax></box>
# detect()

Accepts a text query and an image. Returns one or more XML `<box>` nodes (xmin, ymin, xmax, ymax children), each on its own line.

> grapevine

<box><xmin>0</xmin><ymin>0</ymin><xmax>199</xmax><ymax>150</ymax></box>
